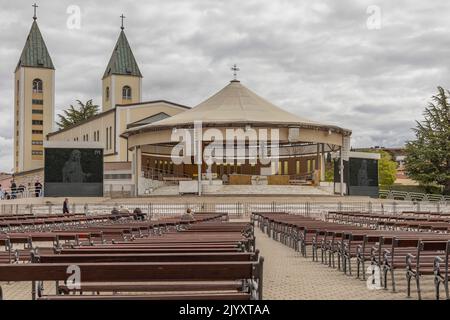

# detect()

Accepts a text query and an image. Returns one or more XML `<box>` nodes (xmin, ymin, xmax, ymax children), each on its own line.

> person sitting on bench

<box><xmin>133</xmin><ymin>208</ymin><xmax>146</xmax><ymax>221</ymax></box>
<box><xmin>110</xmin><ymin>207</ymin><xmax>120</xmax><ymax>220</ymax></box>
<box><xmin>181</xmin><ymin>208</ymin><xmax>195</xmax><ymax>221</ymax></box>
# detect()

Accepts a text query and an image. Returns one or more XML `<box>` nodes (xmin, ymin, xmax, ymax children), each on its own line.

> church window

<box><xmin>32</xmin><ymin>99</ymin><xmax>43</xmax><ymax>105</ymax></box>
<box><xmin>32</xmin><ymin>79</ymin><xmax>43</xmax><ymax>93</ymax></box>
<box><xmin>32</xmin><ymin>120</ymin><xmax>43</xmax><ymax>125</ymax></box>
<box><xmin>32</xmin><ymin>109</ymin><xmax>43</xmax><ymax>114</ymax></box>
<box><xmin>122</xmin><ymin>86</ymin><xmax>132</xmax><ymax>100</ymax></box>
<box><xmin>109</xmin><ymin>126</ymin><xmax>113</xmax><ymax>150</ymax></box>
<box><xmin>106</xmin><ymin>87</ymin><xmax>110</xmax><ymax>101</ymax></box>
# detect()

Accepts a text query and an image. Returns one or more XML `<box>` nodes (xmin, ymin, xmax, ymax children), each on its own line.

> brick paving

<box><xmin>255</xmin><ymin>228</ymin><xmax>439</xmax><ymax>300</ymax></box>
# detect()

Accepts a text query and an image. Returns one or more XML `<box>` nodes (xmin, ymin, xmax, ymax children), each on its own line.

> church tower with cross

<box><xmin>14</xmin><ymin>4</ymin><xmax>55</xmax><ymax>173</ymax></box>
<box><xmin>102</xmin><ymin>14</ymin><xmax>143</xmax><ymax>111</ymax></box>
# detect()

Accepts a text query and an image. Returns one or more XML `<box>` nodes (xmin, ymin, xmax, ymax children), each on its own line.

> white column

<box><xmin>320</xmin><ymin>143</ymin><xmax>325</xmax><ymax>181</ymax></box>
<box><xmin>339</xmin><ymin>147</ymin><xmax>344</xmax><ymax>196</ymax></box>
<box><xmin>194</xmin><ymin>121</ymin><xmax>203</xmax><ymax>196</ymax></box>
<box><xmin>132</xmin><ymin>146</ymin><xmax>141</xmax><ymax>196</ymax></box>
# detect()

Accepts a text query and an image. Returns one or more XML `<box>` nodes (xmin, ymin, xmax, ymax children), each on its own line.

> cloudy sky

<box><xmin>0</xmin><ymin>0</ymin><xmax>449</xmax><ymax>172</ymax></box>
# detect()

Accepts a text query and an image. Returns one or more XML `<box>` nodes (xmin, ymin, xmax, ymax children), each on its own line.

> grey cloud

<box><xmin>0</xmin><ymin>0</ymin><xmax>448</xmax><ymax>172</ymax></box>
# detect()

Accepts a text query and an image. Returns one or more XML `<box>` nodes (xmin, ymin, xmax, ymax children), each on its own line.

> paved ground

<box><xmin>255</xmin><ymin>228</ymin><xmax>439</xmax><ymax>300</ymax></box>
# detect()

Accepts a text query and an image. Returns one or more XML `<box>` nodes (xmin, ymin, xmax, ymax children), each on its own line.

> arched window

<box><xmin>122</xmin><ymin>86</ymin><xmax>132</xmax><ymax>100</ymax></box>
<box><xmin>32</xmin><ymin>79</ymin><xmax>43</xmax><ymax>93</ymax></box>
<box><xmin>106</xmin><ymin>87</ymin><xmax>110</xmax><ymax>101</ymax></box>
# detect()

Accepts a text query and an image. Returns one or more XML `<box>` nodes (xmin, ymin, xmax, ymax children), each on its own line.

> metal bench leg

<box><xmin>406</xmin><ymin>272</ymin><xmax>411</xmax><ymax>297</ymax></box>
<box><xmin>31</xmin><ymin>281</ymin><xmax>36</xmax><ymax>300</ymax></box>
<box><xmin>356</xmin><ymin>259</ymin><xmax>360</xmax><ymax>279</ymax></box>
<box><xmin>383</xmin><ymin>267</ymin><xmax>388</xmax><ymax>290</ymax></box>
<box><xmin>337</xmin><ymin>253</ymin><xmax>341</xmax><ymax>270</ymax></box>
<box><xmin>416</xmin><ymin>275</ymin><xmax>422</xmax><ymax>300</ymax></box>
<box><xmin>391</xmin><ymin>269</ymin><xmax>396</xmax><ymax>292</ymax></box>
<box><xmin>445</xmin><ymin>276</ymin><xmax>449</xmax><ymax>300</ymax></box>
<box><xmin>435</xmin><ymin>277</ymin><xmax>440</xmax><ymax>300</ymax></box>
<box><xmin>362</xmin><ymin>260</ymin><xmax>366</xmax><ymax>280</ymax></box>
<box><xmin>348</xmin><ymin>257</ymin><xmax>352</xmax><ymax>276</ymax></box>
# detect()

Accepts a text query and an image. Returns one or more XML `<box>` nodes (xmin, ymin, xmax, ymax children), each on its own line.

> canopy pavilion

<box><xmin>121</xmin><ymin>79</ymin><xmax>352</xmax><ymax>195</ymax></box>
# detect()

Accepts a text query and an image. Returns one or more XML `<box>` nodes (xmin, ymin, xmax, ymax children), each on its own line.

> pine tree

<box><xmin>56</xmin><ymin>99</ymin><xmax>99</xmax><ymax>129</ymax></box>
<box><xmin>405</xmin><ymin>87</ymin><xmax>450</xmax><ymax>195</ymax></box>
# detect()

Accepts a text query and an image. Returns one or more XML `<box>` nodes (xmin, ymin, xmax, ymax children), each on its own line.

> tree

<box><xmin>56</xmin><ymin>99</ymin><xmax>99</xmax><ymax>129</ymax></box>
<box><xmin>377</xmin><ymin>151</ymin><xmax>397</xmax><ymax>187</ymax></box>
<box><xmin>405</xmin><ymin>86</ymin><xmax>450</xmax><ymax>195</ymax></box>
<box><xmin>356</xmin><ymin>149</ymin><xmax>397</xmax><ymax>186</ymax></box>
<box><xmin>324</xmin><ymin>150</ymin><xmax>396</xmax><ymax>186</ymax></box>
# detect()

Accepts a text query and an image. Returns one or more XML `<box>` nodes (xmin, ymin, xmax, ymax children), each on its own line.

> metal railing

<box><xmin>0</xmin><ymin>186</ymin><xmax>43</xmax><ymax>200</ymax></box>
<box><xmin>1</xmin><ymin>200</ymin><xmax>448</xmax><ymax>220</ymax></box>
<box><xmin>379</xmin><ymin>189</ymin><xmax>450</xmax><ymax>202</ymax></box>
<box><xmin>142</xmin><ymin>166</ymin><xmax>191</xmax><ymax>182</ymax></box>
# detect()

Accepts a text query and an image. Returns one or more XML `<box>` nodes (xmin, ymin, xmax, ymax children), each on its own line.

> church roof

<box><xmin>127</xmin><ymin>112</ymin><xmax>171</xmax><ymax>129</ymax></box>
<box><xmin>16</xmin><ymin>20</ymin><xmax>54</xmax><ymax>71</ymax></box>
<box><xmin>103</xmin><ymin>30</ymin><xmax>142</xmax><ymax>79</ymax></box>
<box><xmin>124</xmin><ymin>80</ymin><xmax>351</xmax><ymax>134</ymax></box>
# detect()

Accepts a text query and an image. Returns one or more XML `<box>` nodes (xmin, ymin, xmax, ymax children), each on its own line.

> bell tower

<box><xmin>102</xmin><ymin>15</ymin><xmax>142</xmax><ymax>111</ymax></box>
<box><xmin>14</xmin><ymin>5</ymin><xmax>55</xmax><ymax>173</ymax></box>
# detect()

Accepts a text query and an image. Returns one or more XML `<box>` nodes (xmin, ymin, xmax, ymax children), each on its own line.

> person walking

<box><xmin>63</xmin><ymin>198</ymin><xmax>70</xmax><ymax>214</ymax></box>
<box><xmin>34</xmin><ymin>180</ymin><xmax>42</xmax><ymax>197</ymax></box>
<box><xmin>10</xmin><ymin>180</ymin><xmax>17</xmax><ymax>199</ymax></box>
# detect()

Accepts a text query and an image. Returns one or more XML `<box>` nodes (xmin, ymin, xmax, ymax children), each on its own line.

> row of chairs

<box><xmin>252</xmin><ymin>212</ymin><xmax>450</xmax><ymax>300</ymax></box>
<box><xmin>328</xmin><ymin>211</ymin><xmax>450</xmax><ymax>232</ymax></box>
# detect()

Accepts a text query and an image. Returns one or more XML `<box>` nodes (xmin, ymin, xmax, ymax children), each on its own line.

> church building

<box><xmin>12</xmin><ymin>9</ymin><xmax>353</xmax><ymax>197</ymax></box>
<box><xmin>13</xmin><ymin>12</ymin><xmax>190</xmax><ymax>189</ymax></box>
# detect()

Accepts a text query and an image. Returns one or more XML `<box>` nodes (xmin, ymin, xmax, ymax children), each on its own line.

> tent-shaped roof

<box><xmin>103</xmin><ymin>30</ymin><xmax>142</xmax><ymax>79</ymax></box>
<box><xmin>125</xmin><ymin>80</ymin><xmax>349</xmax><ymax>133</ymax></box>
<box><xmin>16</xmin><ymin>20</ymin><xmax>54</xmax><ymax>71</ymax></box>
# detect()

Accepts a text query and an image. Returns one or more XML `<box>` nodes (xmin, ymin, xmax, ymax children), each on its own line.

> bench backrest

<box><xmin>0</xmin><ymin>260</ymin><xmax>260</xmax><ymax>282</ymax></box>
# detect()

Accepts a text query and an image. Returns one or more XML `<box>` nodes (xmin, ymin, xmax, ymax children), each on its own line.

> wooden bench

<box><xmin>0</xmin><ymin>259</ymin><xmax>264</xmax><ymax>300</ymax></box>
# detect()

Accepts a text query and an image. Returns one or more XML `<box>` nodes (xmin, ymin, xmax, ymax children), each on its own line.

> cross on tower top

<box><xmin>120</xmin><ymin>14</ymin><xmax>126</xmax><ymax>30</ymax></box>
<box><xmin>231</xmin><ymin>64</ymin><xmax>240</xmax><ymax>80</ymax></box>
<box><xmin>32</xmin><ymin>3</ymin><xmax>38</xmax><ymax>20</ymax></box>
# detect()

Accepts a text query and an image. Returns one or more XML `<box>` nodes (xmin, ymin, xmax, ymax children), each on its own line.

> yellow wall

<box><xmin>14</xmin><ymin>67</ymin><xmax>54</xmax><ymax>173</ymax></box>
<box><xmin>48</xmin><ymin>101</ymin><xmax>188</xmax><ymax>163</ymax></box>
<box><xmin>102</xmin><ymin>76</ymin><xmax>112</xmax><ymax>110</ymax></box>
<box><xmin>48</xmin><ymin>111</ymin><xmax>116</xmax><ymax>155</ymax></box>
<box><xmin>102</xmin><ymin>74</ymin><xmax>141</xmax><ymax>112</ymax></box>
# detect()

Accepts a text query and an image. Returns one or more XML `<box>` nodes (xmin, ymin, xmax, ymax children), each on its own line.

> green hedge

<box><xmin>381</xmin><ymin>184</ymin><xmax>443</xmax><ymax>195</ymax></box>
